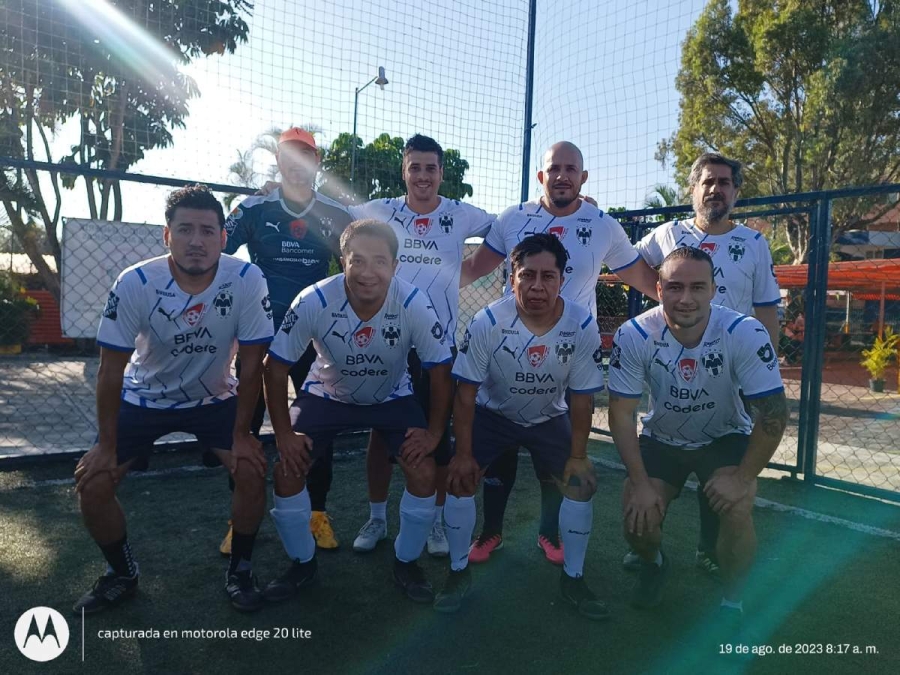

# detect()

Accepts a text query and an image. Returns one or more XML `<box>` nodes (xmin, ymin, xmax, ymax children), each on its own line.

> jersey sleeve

<box><xmin>451</xmin><ymin>313</ymin><xmax>491</xmax><ymax>385</ymax></box>
<box><xmin>752</xmin><ymin>236</ymin><xmax>781</xmax><ymax>306</ymax></box>
<box><xmin>483</xmin><ymin>206</ymin><xmax>514</xmax><ymax>256</ymax></box>
<box><xmin>224</xmin><ymin>202</ymin><xmax>254</xmax><ymax>255</ymax></box>
<box><xmin>405</xmin><ymin>288</ymin><xmax>453</xmax><ymax>368</ymax></box>
<box><xmin>96</xmin><ymin>270</ymin><xmax>142</xmax><ymax>352</ymax></box>
<box><xmin>601</xmin><ymin>214</ymin><xmax>641</xmax><ymax>272</ymax></box>
<box><xmin>237</xmin><ymin>264</ymin><xmax>275</xmax><ymax>345</ymax></box>
<box><xmin>268</xmin><ymin>284</ymin><xmax>320</xmax><ymax>365</ymax></box>
<box><xmin>568</xmin><ymin>313</ymin><xmax>606</xmax><ymax>394</ymax></box>
<box><xmin>464</xmin><ymin>205</ymin><xmax>496</xmax><ymax>239</ymax></box>
<box><xmin>729</xmin><ymin>317</ymin><xmax>784</xmax><ymax>398</ymax></box>
<box><xmin>635</xmin><ymin>226</ymin><xmax>665</xmax><ymax>267</ymax></box>
<box><xmin>606</xmin><ymin>321</ymin><xmax>646</xmax><ymax>398</ymax></box>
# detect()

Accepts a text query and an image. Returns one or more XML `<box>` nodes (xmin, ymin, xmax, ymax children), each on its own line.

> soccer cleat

<box><xmin>537</xmin><ymin>534</ymin><xmax>564</xmax><ymax>566</ymax></box>
<box><xmin>631</xmin><ymin>551</ymin><xmax>669</xmax><ymax>609</ymax></box>
<box><xmin>695</xmin><ymin>548</ymin><xmax>721</xmax><ymax>580</ymax></box>
<box><xmin>219</xmin><ymin>520</ymin><xmax>233</xmax><ymax>557</ymax></box>
<box><xmin>225</xmin><ymin>570</ymin><xmax>264</xmax><ymax>612</ymax></box>
<box><xmin>622</xmin><ymin>549</ymin><xmax>642</xmax><ymax>572</ymax></box>
<box><xmin>433</xmin><ymin>567</ymin><xmax>472</xmax><ymax>613</ymax></box>
<box><xmin>353</xmin><ymin>518</ymin><xmax>387</xmax><ymax>552</ymax></box>
<box><xmin>427</xmin><ymin>521</ymin><xmax>450</xmax><ymax>557</ymax></box>
<box><xmin>72</xmin><ymin>570</ymin><xmax>139</xmax><ymax>615</ymax></box>
<box><xmin>468</xmin><ymin>533</ymin><xmax>503</xmax><ymax>564</ymax></box>
<box><xmin>392</xmin><ymin>559</ymin><xmax>434</xmax><ymax>603</ymax></box>
<box><xmin>263</xmin><ymin>557</ymin><xmax>319</xmax><ymax>603</ymax></box>
<box><xmin>559</xmin><ymin>571</ymin><xmax>610</xmax><ymax>621</ymax></box>
<box><xmin>310</xmin><ymin>511</ymin><xmax>339</xmax><ymax>550</ymax></box>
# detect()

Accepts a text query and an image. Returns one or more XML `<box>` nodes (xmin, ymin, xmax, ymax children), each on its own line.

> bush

<box><xmin>0</xmin><ymin>272</ymin><xmax>40</xmax><ymax>346</ymax></box>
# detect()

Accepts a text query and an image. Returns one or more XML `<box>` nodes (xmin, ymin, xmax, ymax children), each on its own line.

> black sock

<box><xmin>697</xmin><ymin>488</ymin><xmax>719</xmax><ymax>555</ymax></box>
<box><xmin>100</xmin><ymin>535</ymin><xmax>137</xmax><ymax>578</ymax></box>
<box><xmin>538</xmin><ymin>480</ymin><xmax>563</xmax><ymax>541</ymax></box>
<box><xmin>229</xmin><ymin>529</ymin><xmax>258</xmax><ymax>575</ymax></box>
<box><xmin>481</xmin><ymin>450</ymin><xmax>519</xmax><ymax>537</ymax></box>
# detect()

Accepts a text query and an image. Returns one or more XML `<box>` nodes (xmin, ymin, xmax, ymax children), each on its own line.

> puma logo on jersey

<box><xmin>501</xmin><ymin>345</ymin><xmax>517</xmax><ymax>358</ymax></box>
<box><xmin>265</xmin><ymin>222</ymin><xmax>280</xmax><ymax>232</ymax></box>
<box><xmin>331</xmin><ymin>330</ymin><xmax>348</xmax><ymax>341</ymax></box>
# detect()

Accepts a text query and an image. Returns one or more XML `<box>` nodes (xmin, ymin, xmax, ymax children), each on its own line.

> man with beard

<box><xmin>458</xmin><ymin>141</ymin><xmax>659</xmax><ymax>566</ymax></box>
<box><xmin>626</xmin><ymin>153</ymin><xmax>781</xmax><ymax>578</ymax></box>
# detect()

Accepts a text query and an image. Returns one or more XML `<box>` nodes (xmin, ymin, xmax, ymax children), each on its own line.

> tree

<box><xmin>657</xmin><ymin>0</ymin><xmax>900</xmax><ymax>263</ymax></box>
<box><xmin>0</xmin><ymin>0</ymin><xmax>253</xmax><ymax>300</ymax></box>
<box><xmin>642</xmin><ymin>184</ymin><xmax>689</xmax><ymax>223</ymax></box>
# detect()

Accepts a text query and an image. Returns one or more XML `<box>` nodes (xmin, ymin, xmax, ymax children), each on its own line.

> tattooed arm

<box><xmin>739</xmin><ymin>391</ymin><xmax>789</xmax><ymax>481</ymax></box>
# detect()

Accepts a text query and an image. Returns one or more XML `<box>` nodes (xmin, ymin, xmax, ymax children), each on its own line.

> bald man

<box><xmin>459</xmin><ymin>141</ymin><xmax>659</xmax><ymax>566</ymax></box>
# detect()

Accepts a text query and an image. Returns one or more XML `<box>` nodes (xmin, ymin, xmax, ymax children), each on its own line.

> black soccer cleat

<box><xmin>225</xmin><ymin>570</ymin><xmax>264</xmax><ymax>613</ymax></box>
<box><xmin>631</xmin><ymin>551</ymin><xmax>669</xmax><ymax>609</ymax></box>
<box><xmin>433</xmin><ymin>567</ymin><xmax>472</xmax><ymax>613</ymax></box>
<box><xmin>263</xmin><ymin>557</ymin><xmax>319</xmax><ymax>603</ymax></box>
<box><xmin>72</xmin><ymin>571</ymin><xmax>139</xmax><ymax>615</ymax></box>
<box><xmin>559</xmin><ymin>571</ymin><xmax>610</xmax><ymax>621</ymax></box>
<box><xmin>393</xmin><ymin>558</ymin><xmax>434</xmax><ymax>604</ymax></box>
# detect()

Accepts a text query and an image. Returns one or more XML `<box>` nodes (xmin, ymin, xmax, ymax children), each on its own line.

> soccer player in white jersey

<box><xmin>437</xmin><ymin>234</ymin><xmax>609</xmax><ymax>620</ymax></box>
<box><xmin>262</xmin><ymin>220</ymin><xmax>454</xmax><ymax>604</ymax></box>
<box><xmin>458</xmin><ymin>141</ymin><xmax>659</xmax><ymax>565</ymax></box>
<box><xmin>626</xmin><ymin>153</ymin><xmax>781</xmax><ymax>578</ymax></box>
<box><xmin>73</xmin><ymin>185</ymin><xmax>275</xmax><ymax>614</ymax></box>
<box><xmin>607</xmin><ymin>247</ymin><xmax>787</xmax><ymax>622</ymax></box>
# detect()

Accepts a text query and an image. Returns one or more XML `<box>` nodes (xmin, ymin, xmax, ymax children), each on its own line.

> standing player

<box><xmin>222</xmin><ymin>127</ymin><xmax>353</xmax><ymax>552</ymax></box>
<box><xmin>626</xmin><ymin>152</ymin><xmax>781</xmax><ymax>577</ymax></box>
<box><xmin>458</xmin><ymin>141</ymin><xmax>659</xmax><ymax>564</ymax></box>
<box><xmin>607</xmin><ymin>247</ymin><xmax>787</xmax><ymax>620</ymax></box>
<box><xmin>73</xmin><ymin>185</ymin><xmax>274</xmax><ymax>614</ymax></box>
<box><xmin>262</xmin><ymin>220</ymin><xmax>453</xmax><ymax>604</ymax></box>
<box><xmin>437</xmin><ymin>234</ymin><xmax>607</xmax><ymax>619</ymax></box>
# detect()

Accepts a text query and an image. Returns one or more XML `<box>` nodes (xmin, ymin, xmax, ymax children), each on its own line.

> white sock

<box><xmin>394</xmin><ymin>490</ymin><xmax>436</xmax><ymax>563</ymax></box>
<box><xmin>721</xmin><ymin>598</ymin><xmax>743</xmax><ymax>612</ymax></box>
<box><xmin>434</xmin><ymin>504</ymin><xmax>444</xmax><ymax>526</ymax></box>
<box><xmin>443</xmin><ymin>495</ymin><xmax>476</xmax><ymax>571</ymax></box>
<box><xmin>654</xmin><ymin>550</ymin><xmax>663</xmax><ymax>567</ymax></box>
<box><xmin>270</xmin><ymin>489</ymin><xmax>316</xmax><ymax>563</ymax></box>
<box><xmin>370</xmin><ymin>500</ymin><xmax>387</xmax><ymax>522</ymax></box>
<box><xmin>559</xmin><ymin>496</ymin><xmax>593</xmax><ymax>578</ymax></box>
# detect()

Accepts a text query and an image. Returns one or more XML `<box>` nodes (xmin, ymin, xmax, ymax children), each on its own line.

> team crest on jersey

<box><xmin>459</xmin><ymin>328</ymin><xmax>471</xmax><ymax>354</ymax></box>
<box><xmin>261</xmin><ymin>294</ymin><xmax>273</xmax><ymax>320</ymax></box>
<box><xmin>609</xmin><ymin>343</ymin><xmax>622</xmax><ymax>369</ymax></box>
<box><xmin>183</xmin><ymin>303</ymin><xmax>205</xmax><ymax>327</ymax></box>
<box><xmin>224</xmin><ymin>207</ymin><xmax>242</xmax><ymax>235</ymax></box>
<box><xmin>592</xmin><ymin>346</ymin><xmax>604</xmax><ymax>368</ymax></box>
<box><xmin>102</xmin><ymin>291</ymin><xmax>119</xmax><ymax>320</ymax></box>
<box><xmin>548</xmin><ymin>225</ymin><xmax>568</xmax><ymax>240</ymax></box>
<box><xmin>431</xmin><ymin>322</ymin><xmax>445</xmax><ymax>342</ymax></box>
<box><xmin>528</xmin><ymin>344</ymin><xmax>549</xmax><ymax>368</ymax></box>
<box><xmin>576</xmin><ymin>226</ymin><xmax>592</xmax><ymax>246</ymax></box>
<box><xmin>280</xmin><ymin>308</ymin><xmax>298</xmax><ymax>334</ymax></box>
<box><xmin>381</xmin><ymin>323</ymin><xmax>401</xmax><ymax>347</ymax></box>
<box><xmin>757</xmin><ymin>343</ymin><xmax>776</xmax><ymax>370</ymax></box>
<box><xmin>289</xmin><ymin>219</ymin><xmax>308</xmax><ymax>239</ymax></box>
<box><xmin>555</xmin><ymin>340</ymin><xmax>575</xmax><ymax>364</ymax></box>
<box><xmin>319</xmin><ymin>217</ymin><xmax>333</xmax><ymax>238</ymax></box>
<box><xmin>213</xmin><ymin>290</ymin><xmax>233</xmax><ymax>317</ymax></box>
<box><xmin>439</xmin><ymin>214</ymin><xmax>453</xmax><ymax>233</ymax></box>
<box><xmin>699</xmin><ymin>242</ymin><xmax>718</xmax><ymax>256</ymax></box>
<box><xmin>354</xmin><ymin>326</ymin><xmax>376</xmax><ymax>348</ymax></box>
<box><xmin>728</xmin><ymin>242</ymin><xmax>745</xmax><ymax>262</ymax></box>
<box><xmin>678</xmin><ymin>358</ymin><xmax>698</xmax><ymax>382</ymax></box>
<box><xmin>701</xmin><ymin>351</ymin><xmax>724</xmax><ymax>377</ymax></box>
<box><xmin>414</xmin><ymin>217</ymin><xmax>432</xmax><ymax>236</ymax></box>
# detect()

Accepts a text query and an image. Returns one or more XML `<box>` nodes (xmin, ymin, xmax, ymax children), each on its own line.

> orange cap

<box><xmin>278</xmin><ymin>127</ymin><xmax>317</xmax><ymax>151</ymax></box>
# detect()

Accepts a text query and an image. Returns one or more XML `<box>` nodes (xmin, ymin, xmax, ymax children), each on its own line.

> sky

<box><xmin>27</xmin><ymin>0</ymin><xmax>711</xmax><ymax>227</ymax></box>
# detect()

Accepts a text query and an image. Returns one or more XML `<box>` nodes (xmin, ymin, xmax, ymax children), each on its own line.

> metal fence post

<box><xmin>626</xmin><ymin>219</ymin><xmax>642</xmax><ymax>318</ymax></box>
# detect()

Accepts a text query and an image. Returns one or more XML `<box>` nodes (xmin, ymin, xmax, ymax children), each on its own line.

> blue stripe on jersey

<box><xmin>485</xmin><ymin>307</ymin><xmax>497</xmax><ymax>326</ymax></box>
<box><xmin>608</xmin><ymin>387</ymin><xmax>642</xmax><ymax>399</ymax></box>
<box><xmin>570</xmin><ymin>384</ymin><xmax>606</xmax><ymax>394</ymax></box>
<box><xmin>238</xmin><ymin>336</ymin><xmax>274</xmax><ymax>345</ymax></box>
<box><xmin>610</xmin><ymin>253</ymin><xmax>640</xmax><ymax>273</ymax></box>
<box><xmin>727</xmin><ymin>316</ymin><xmax>749</xmax><ymax>333</ymax></box>
<box><xmin>630</xmin><ymin>318</ymin><xmax>648</xmax><ymax>340</ymax></box>
<box><xmin>314</xmin><ymin>285</ymin><xmax>327</xmax><ymax>307</ymax></box>
<box><xmin>239</xmin><ymin>262</ymin><xmax>251</xmax><ymax>277</ymax></box>
<box><xmin>484</xmin><ymin>240</ymin><xmax>505</xmax><ymax>256</ymax></box>
<box><xmin>753</xmin><ymin>299</ymin><xmax>781</xmax><ymax>306</ymax></box>
<box><xmin>580</xmin><ymin>315</ymin><xmax>593</xmax><ymax>329</ymax></box>
<box><xmin>165</xmin><ymin>278</ymin><xmax>175</xmax><ymax>289</ymax></box>
<box><xmin>340</xmin><ymin>298</ymin><xmax>349</xmax><ymax>311</ymax></box>
<box><xmin>743</xmin><ymin>385</ymin><xmax>785</xmax><ymax>399</ymax></box>
<box><xmin>661</xmin><ymin>325</ymin><xmax>669</xmax><ymax>339</ymax></box>
<box><xmin>267</xmin><ymin>350</ymin><xmax>294</xmax><ymax>366</ymax></box>
<box><xmin>403</xmin><ymin>287</ymin><xmax>418</xmax><ymax>308</ymax></box>
<box><xmin>510</xmin><ymin>314</ymin><xmax>519</xmax><ymax>327</ymax></box>
<box><xmin>135</xmin><ymin>268</ymin><xmax>147</xmax><ymax>284</ymax></box>
<box><xmin>453</xmin><ymin>374</ymin><xmax>482</xmax><ymax>385</ymax></box>
<box><xmin>422</xmin><ymin>356</ymin><xmax>454</xmax><ymax>369</ymax></box>
<box><xmin>754</xmin><ymin>232</ymin><xmax>762</xmax><ymax>240</ymax></box>
<box><xmin>97</xmin><ymin>340</ymin><xmax>133</xmax><ymax>352</ymax></box>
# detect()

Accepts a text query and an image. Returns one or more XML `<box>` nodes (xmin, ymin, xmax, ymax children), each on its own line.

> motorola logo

<box><xmin>14</xmin><ymin>607</ymin><xmax>69</xmax><ymax>662</ymax></box>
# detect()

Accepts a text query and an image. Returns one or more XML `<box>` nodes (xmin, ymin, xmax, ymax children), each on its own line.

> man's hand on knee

<box><xmin>704</xmin><ymin>466</ymin><xmax>756</xmax><ymax>514</ymax></box>
<box><xmin>447</xmin><ymin>454</ymin><xmax>480</xmax><ymax>497</ymax></box>
<box><xmin>560</xmin><ymin>456</ymin><xmax>596</xmax><ymax>501</ymax></box>
<box><xmin>74</xmin><ymin>444</ymin><xmax>120</xmax><ymax>494</ymax></box>
<box><xmin>624</xmin><ymin>479</ymin><xmax>665</xmax><ymax>538</ymax></box>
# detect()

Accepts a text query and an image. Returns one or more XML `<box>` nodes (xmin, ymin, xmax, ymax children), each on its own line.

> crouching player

<box><xmin>438</xmin><ymin>234</ymin><xmax>608</xmax><ymax>620</ymax></box>
<box><xmin>262</xmin><ymin>220</ymin><xmax>453</xmax><ymax>603</ymax></box>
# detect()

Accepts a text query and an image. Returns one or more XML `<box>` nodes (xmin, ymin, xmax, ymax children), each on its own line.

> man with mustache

<box><xmin>626</xmin><ymin>153</ymin><xmax>781</xmax><ymax>579</ymax></box>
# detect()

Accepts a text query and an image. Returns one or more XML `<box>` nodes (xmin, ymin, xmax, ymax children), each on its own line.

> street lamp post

<box><xmin>351</xmin><ymin>66</ymin><xmax>389</xmax><ymax>188</ymax></box>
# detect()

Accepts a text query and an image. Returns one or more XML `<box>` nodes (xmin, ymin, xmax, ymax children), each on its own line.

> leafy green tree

<box><xmin>0</xmin><ymin>0</ymin><xmax>252</xmax><ymax>300</ymax></box>
<box><xmin>658</xmin><ymin>0</ymin><xmax>900</xmax><ymax>263</ymax></box>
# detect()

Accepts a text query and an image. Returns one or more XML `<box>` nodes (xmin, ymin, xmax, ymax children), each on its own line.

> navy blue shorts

<box><xmin>408</xmin><ymin>348</ymin><xmax>455</xmax><ymax>466</ymax></box>
<box><xmin>639</xmin><ymin>433</ymin><xmax>750</xmax><ymax>495</ymax></box>
<box><xmin>113</xmin><ymin>398</ymin><xmax>237</xmax><ymax>465</ymax></box>
<box><xmin>290</xmin><ymin>392</ymin><xmax>427</xmax><ymax>460</ymax></box>
<box><xmin>468</xmin><ymin>406</ymin><xmax>572</xmax><ymax>479</ymax></box>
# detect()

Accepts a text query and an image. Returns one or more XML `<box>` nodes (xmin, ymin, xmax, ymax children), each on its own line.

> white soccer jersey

<box><xmin>96</xmin><ymin>255</ymin><xmax>274</xmax><ymax>409</ymax></box>
<box><xmin>636</xmin><ymin>219</ymin><xmax>781</xmax><ymax>313</ymax></box>
<box><xmin>607</xmin><ymin>305</ymin><xmax>784</xmax><ymax>447</ymax></box>
<box><xmin>453</xmin><ymin>295</ymin><xmax>605</xmax><ymax>426</ymax></box>
<box><xmin>269</xmin><ymin>274</ymin><xmax>452</xmax><ymax>405</ymax></box>
<box><xmin>349</xmin><ymin>197</ymin><xmax>495</xmax><ymax>344</ymax></box>
<box><xmin>484</xmin><ymin>200</ymin><xmax>640</xmax><ymax>317</ymax></box>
